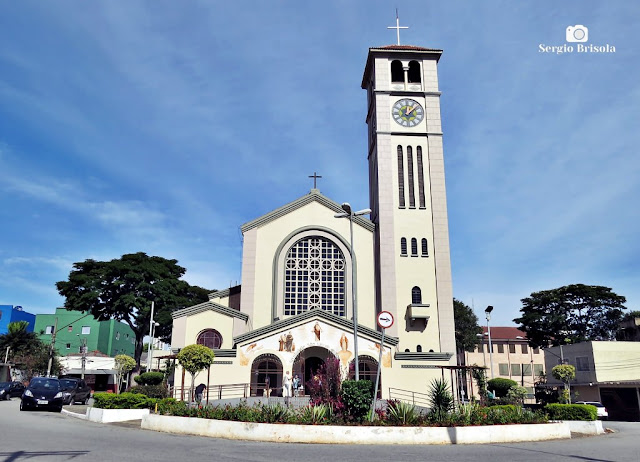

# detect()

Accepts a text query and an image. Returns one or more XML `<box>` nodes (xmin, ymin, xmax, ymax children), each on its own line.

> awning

<box><xmin>64</xmin><ymin>369</ymin><xmax>116</xmax><ymax>376</ymax></box>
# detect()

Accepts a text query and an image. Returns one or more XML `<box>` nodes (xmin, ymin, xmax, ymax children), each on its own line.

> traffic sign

<box><xmin>377</xmin><ymin>311</ymin><xmax>394</xmax><ymax>329</ymax></box>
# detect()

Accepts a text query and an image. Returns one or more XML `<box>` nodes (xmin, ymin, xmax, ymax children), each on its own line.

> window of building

<box><xmin>533</xmin><ymin>347</ymin><xmax>540</xmax><ymax>355</ymax></box>
<box><xmin>65</xmin><ymin>343</ymin><xmax>71</xmax><ymax>349</ymax></box>
<box><xmin>397</xmin><ymin>146</ymin><xmax>405</xmax><ymax>207</ymax></box>
<box><xmin>45</xmin><ymin>325</ymin><xmax>54</xmax><ymax>335</ymax></box>
<box><xmin>197</xmin><ymin>329</ymin><xmax>223</xmax><ymax>349</ymax></box>
<box><xmin>407</xmin><ymin>146</ymin><xmax>415</xmax><ymax>207</ymax></box>
<box><xmin>411</xmin><ymin>286</ymin><xmax>422</xmax><ymax>304</ymax></box>
<box><xmin>477</xmin><ymin>343</ymin><xmax>483</xmax><ymax>353</ymax></box>
<box><xmin>67</xmin><ymin>326</ymin><xmax>73</xmax><ymax>332</ymax></box>
<box><xmin>509</xmin><ymin>344</ymin><xmax>516</xmax><ymax>354</ymax></box>
<box><xmin>511</xmin><ymin>363</ymin><xmax>521</xmax><ymax>376</ymax></box>
<box><xmin>411</xmin><ymin>238</ymin><xmax>418</xmax><ymax>257</ymax></box>
<box><xmin>521</xmin><ymin>344</ymin><xmax>528</xmax><ymax>354</ymax></box>
<box><xmin>405</xmin><ymin>348</ymin><xmax>410</xmax><ymax>352</ymax></box>
<box><xmin>576</xmin><ymin>356</ymin><xmax>590</xmax><ymax>371</ymax></box>
<box><xmin>283</xmin><ymin>236</ymin><xmax>346</xmax><ymax>317</ymax></box>
<box><xmin>533</xmin><ymin>363</ymin><xmax>544</xmax><ymax>376</ymax></box>
<box><xmin>115</xmin><ymin>332</ymin><xmax>120</xmax><ymax>340</ymax></box>
<box><xmin>400</xmin><ymin>238</ymin><xmax>407</xmax><ymax>256</ymax></box>
<box><xmin>421</xmin><ymin>238</ymin><xmax>428</xmax><ymax>257</ymax></box>
<box><xmin>416</xmin><ymin>345</ymin><xmax>422</xmax><ymax>352</ymax></box>
<box><xmin>499</xmin><ymin>363</ymin><xmax>509</xmax><ymax>376</ymax></box>
<box><xmin>497</xmin><ymin>343</ymin><xmax>505</xmax><ymax>354</ymax></box>
<box><xmin>391</xmin><ymin>60</ymin><xmax>403</xmax><ymax>82</ymax></box>
<box><xmin>81</xmin><ymin>326</ymin><xmax>90</xmax><ymax>335</ymax></box>
<box><xmin>522</xmin><ymin>363</ymin><xmax>532</xmax><ymax>375</ymax></box>
<box><xmin>417</xmin><ymin>147</ymin><xmax>426</xmax><ymax>208</ymax></box>
<box><xmin>408</xmin><ymin>60</ymin><xmax>421</xmax><ymax>83</ymax></box>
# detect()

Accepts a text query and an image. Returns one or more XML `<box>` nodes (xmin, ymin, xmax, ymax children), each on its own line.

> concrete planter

<box><xmin>141</xmin><ymin>414</ymin><xmax>571</xmax><ymax>445</ymax></box>
<box><xmin>559</xmin><ymin>420</ymin><xmax>604</xmax><ymax>435</ymax></box>
<box><xmin>86</xmin><ymin>407</ymin><xmax>150</xmax><ymax>423</ymax></box>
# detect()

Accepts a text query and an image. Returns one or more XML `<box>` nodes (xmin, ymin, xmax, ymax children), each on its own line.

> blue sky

<box><xmin>0</xmin><ymin>1</ymin><xmax>638</xmax><ymax>327</ymax></box>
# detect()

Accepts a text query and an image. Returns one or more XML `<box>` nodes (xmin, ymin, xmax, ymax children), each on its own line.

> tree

<box><xmin>0</xmin><ymin>321</ymin><xmax>40</xmax><ymax>359</ymax></box>
<box><xmin>552</xmin><ymin>364</ymin><xmax>576</xmax><ymax>404</ymax></box>
<box><xmin>487</xmin><ymin>378</ymin><xmax>517</xmax><ymax>398</ymax></box>
<box><xmin>453</xmin><ymin>299</ymin><xmax>482</xmax><ymax>353</ymax></box>
<box><xmin>56</xmin><ymin>252</ymin><xmax>211</xmax><ymax>369</ymax></box>
<box><xmin>114</xmin><ymin>354</ymin><xmax>136</xmax><ymax>394</ymax></box>
<box><xmin>13</xmin><ymin>342</ymin><xmax>61</xmax><ymax>381</ymax></box>
<box><xmin>513</xmin><ymin>284</ymin><xmax>626</xmax><ymax>348</ymax></box>
<box><xmin>177</xmin><ymin>344</ymin><xmax>215</xmax><ymax>403</ymax></box>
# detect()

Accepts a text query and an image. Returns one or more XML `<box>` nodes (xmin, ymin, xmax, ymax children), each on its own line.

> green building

<box><xmin>35</xmin><ymin>308</ymin><xmax>135</xmax><ymax>357</ymax></box>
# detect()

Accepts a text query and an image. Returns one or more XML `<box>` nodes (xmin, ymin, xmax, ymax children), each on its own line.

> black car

<box><xmin>59</xmin><ymin>378</ymin><xmax>91</xmax><ymax>405</ymax></box>
<box><xmin>20</xmin><ymin>377</ymin><xmax>64</xmax><ymax>412</ymax></box>
<box><xmin>0</xmin><ymin>381</ymin><xmax>25</xmax><ymax>400</ymax></box>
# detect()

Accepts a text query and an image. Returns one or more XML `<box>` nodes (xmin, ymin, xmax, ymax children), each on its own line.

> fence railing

<box><xmin>171</xmin><ymin>383</ymin><xmax>249</xmax><ymax>401</ymax></box>
<box><xmin>388</xmin><ymin>387</ymin><xmax>431</xmax><ymax>408</ymax></box>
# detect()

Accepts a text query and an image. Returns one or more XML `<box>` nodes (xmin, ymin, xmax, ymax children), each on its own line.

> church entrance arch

<box><xmin>292</xmin><ymin>346</ymin><xmax>336</xmax><ymax>395</ymax></box>
<box><xmin>250</xmin><ymin>354</ymin><xmax>283</xmax><ymax>397</ymax></box>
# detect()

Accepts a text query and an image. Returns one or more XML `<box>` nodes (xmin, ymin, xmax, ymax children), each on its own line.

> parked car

<box><xmin>576</xmin><ymin>401</ymin><xmax>609</xmax><ymax>420</ymax></box>
<box><xmin>0</xmin><ymin>381</ymin><xmax>25</xmax><ymax>400</ymax></box>
<box><xmin>20</xmin><ymin>377</ymin><xmax>64</xmax><ymax>412</ymax></box>
<box><xmin>59</xmin><ymin>378</ymin><xmax>91</xmax><ymax>405</ymax></box>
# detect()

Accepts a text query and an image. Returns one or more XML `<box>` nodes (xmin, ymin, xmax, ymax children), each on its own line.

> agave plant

<box><xmin>301</xmin><ymin>403</ymin><xmax>329</xmax><ymax>424</ymax></box>
<box><xmin>428</xmin><ymin>378</ymin><xmax>453</xmax><ymax>422</ymax></box>
<box><xmin>386</xmin><ymin>400</ymin><xmax>419</xmax><ymax>425</ymax></box>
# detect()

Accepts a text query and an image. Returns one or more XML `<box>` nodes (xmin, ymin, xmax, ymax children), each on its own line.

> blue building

<box><xmin>0</xmin><ymin>305</ymin><xmax>36</xmax><ymax>335</ymax></box>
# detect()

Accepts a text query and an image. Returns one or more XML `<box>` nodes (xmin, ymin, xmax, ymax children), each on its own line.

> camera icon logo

<box><xmin>566</xmin><ymin>25</ymin><xmax>588</xmax><ymax>42</ymax></box>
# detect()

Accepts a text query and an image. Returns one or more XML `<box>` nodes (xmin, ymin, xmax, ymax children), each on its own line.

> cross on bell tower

<box><xmin>387</xmin><ymin>9</ymin><xmax>409</xmax><ymax>45</ymax></box>
<box><xmin>309</xmin><ymin>172</ymin><xmax>322</xmax><ymax>189</ymax></box>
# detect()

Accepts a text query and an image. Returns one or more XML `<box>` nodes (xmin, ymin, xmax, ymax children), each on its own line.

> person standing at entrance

<box><xmin>282</xmin><ymin>371</ymin><xmax>292</xmax><ymax>403</ymax></box>
<box><xmin>292</xmin><ymin>374</ymin><xmax>300</xmax><ymax>397</ymax></box>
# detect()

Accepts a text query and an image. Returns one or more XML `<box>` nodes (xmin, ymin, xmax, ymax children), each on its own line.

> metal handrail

<box><xmin>388</xmin><ymin>387</ymin><xmax>431</xmax><ymax>408</ymax></box>
<box><xmin>171</xmin><ymin>383</ymin><xmax>249</xmax><ymax>401</ymax></box>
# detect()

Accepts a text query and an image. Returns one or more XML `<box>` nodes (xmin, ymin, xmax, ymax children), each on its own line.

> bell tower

<box><xmin>362</xmin><ymin>45</ymin><xmax>455</xmax><ymax>357</ymax></box>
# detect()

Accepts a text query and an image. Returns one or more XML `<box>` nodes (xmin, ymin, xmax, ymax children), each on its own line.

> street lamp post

<box><xmin>335</xmin><ymin>202</ymin><xmax>371</xmax><ymax>381</ymax></box>
<box><xmin>485</xmin><ymin>306</ymin><xmax>494</xmax><ymax>380</ymax></box>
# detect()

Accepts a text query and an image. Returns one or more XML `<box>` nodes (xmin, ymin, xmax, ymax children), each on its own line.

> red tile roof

<box><xmin>481</xmin><ymin>326</ymin><xmax>528</xmax><ymax>341</ymax></box>
<box><xmin>372</xmin><ymin>45</ymin><xmax>442</xmax><ymax>52</ymax></box>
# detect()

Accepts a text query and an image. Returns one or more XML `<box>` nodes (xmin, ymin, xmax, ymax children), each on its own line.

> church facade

<box><xmin>170</xmin><ymin>44</ymin><xmax>456</xmax><ymax>399</ymax></box>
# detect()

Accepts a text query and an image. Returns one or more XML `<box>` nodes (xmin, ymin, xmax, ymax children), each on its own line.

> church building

<box><xmin>170</xmin><ymin>43</ymin><xmax>456</xmax><ymax>399</ymax></box>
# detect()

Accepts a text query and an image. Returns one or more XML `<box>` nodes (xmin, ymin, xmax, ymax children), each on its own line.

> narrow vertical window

<box><xmin>417</xmin><ymin>146</ymin><xmax>426</xmax><ymax>208</ymax></box>
<box><xmin>400</xmin><ymin>238</ymin><xmax>407</xmax><ymax>256</ymax></box>
<box><xmin>411</xmin><ymin>238</ymin><xmax>418</xmax><ymax>256</ymax></box>
<box><xmin>391</xmin><ymin>60</ymin><xmax>404</xmax><ymax>83</ymax></box>
<box><xmin>407</xmin><ymin>146</ymin><xmax>415</xmax><ymax>208</ymax></box>
<box><xmin>421</xmin><ymin>238</ymin><xmax>428</xmax><ymax>257</ymax></box>
<box><xmin>411</xmin><ymin>286</ymin><xmax>422</xmax><ymax>304</ymax></box>
<box><xmin>408</xmin><ymin>61</ymin><xmax>421</xmax><ymax>83</ymax></box>
<box><xmin>416</xmin><ymin>345</ymin><xmax>422</xmax><ymax>352</ymax></box>
<box><xmin>397</xmin><ymin>145</ymin><xmax>405</xmax><ymax>207</ymax></box>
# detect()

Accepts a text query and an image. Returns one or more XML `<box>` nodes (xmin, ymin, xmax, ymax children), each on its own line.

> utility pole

<box><xmin>81</xmin><ymin>338</ymin><xmax>87</xmax><ymax>379</ymax></box>
<box><xmin>46</xmin><ymin>317</ymin><xmax>58</xmax><ymax>377</ymax></box>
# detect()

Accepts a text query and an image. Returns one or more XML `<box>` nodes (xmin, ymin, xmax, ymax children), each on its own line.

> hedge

<box><xmin>93</xmin><ymin>392</ymin><xmax>176</xmax><ymax>410</ymax></box>
<box><xmin>545</xmin><ymin>403</ymin><xmax>597</xmax><ymax>421</ymax></box>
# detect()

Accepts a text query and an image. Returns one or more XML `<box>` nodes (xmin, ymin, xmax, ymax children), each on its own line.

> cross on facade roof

<box><xmin>309</xmin><ymin>172</ymin><xmax>322</xmax><ymax>189</ymax></box>
<box><xmin>387</xmin><ymin>9</ymin><xmax>409</xmax><ymax>45</ymax></box>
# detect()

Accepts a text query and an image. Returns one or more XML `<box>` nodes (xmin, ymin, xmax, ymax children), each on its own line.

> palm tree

<box><xmin>0</xmin><ymin>321</ymin><xmax>40</xmax><ymax>359</ymax></box>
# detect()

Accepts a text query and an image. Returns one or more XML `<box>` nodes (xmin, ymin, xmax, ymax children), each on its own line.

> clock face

<box><xmin>392</xmin><ymin>99</ymin><xmax>424</xmax><ymax>127</ymax></box>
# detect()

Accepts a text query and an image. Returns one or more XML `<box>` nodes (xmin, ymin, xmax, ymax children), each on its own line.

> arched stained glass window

<box><xmin>412</xmin><ymin>286</ymin><xmax>422</xmax><ymax>304</ymax></box>
<box><xmin>284</xmin><ymin>236</ymin><xmax>346</xmax><ymax>317</ymax></box>
<box><xmin>421</xmin><ymin>238</ymin><xmax>428</xmax><ymax>257</ymax></box>
<box><xmin>400</xmin><ymin>238</ymin><xmax>407</xmax><ymax>256</ymax></box>
<box><xmin>411</xmin><ymin>238</ymin><xmax>418</xmax><ymax>257</ymax></box>
<box><xmin>197</xmin><ymin>329</ymin><xmax>223</xmax><ymax>349</ymax></box>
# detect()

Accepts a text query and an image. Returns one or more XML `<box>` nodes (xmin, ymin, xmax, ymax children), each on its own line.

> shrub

<box><xmin>134</xmin><ymin>372</ymin><xmax>164</xmax><ymax>386</ymax></box>
<box><xmin>545</xmin><ymin>403</ymin><xmax>597</xmax><ymax>421</ymax></box>
<box><xmin>487</xmin><ymin>378</ymin><xmax>517</xmax><ymax>398</ymax></box>
<box><xmin>428</xmin><ymin>378</ymin><xmax>453</xmax><ymax>422</ymax></box>
<box><xmin>93</xmin><ymin>392</ymin><xmax>158</xmax><ymax>409</ymax></box>
<box><xmin>306</xmin><ymin>357</ymin><xmax>342</xmax><ymax>403</ymax></box>
<box><xmin>340</xmin><ymin>380</ymin><xmax>373</xmax><ymax>422</ymax></box>
<box><xmin>128</xmin><ymin>384</ymin><xmax>169</xmax><ymax>398</ymax></box>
